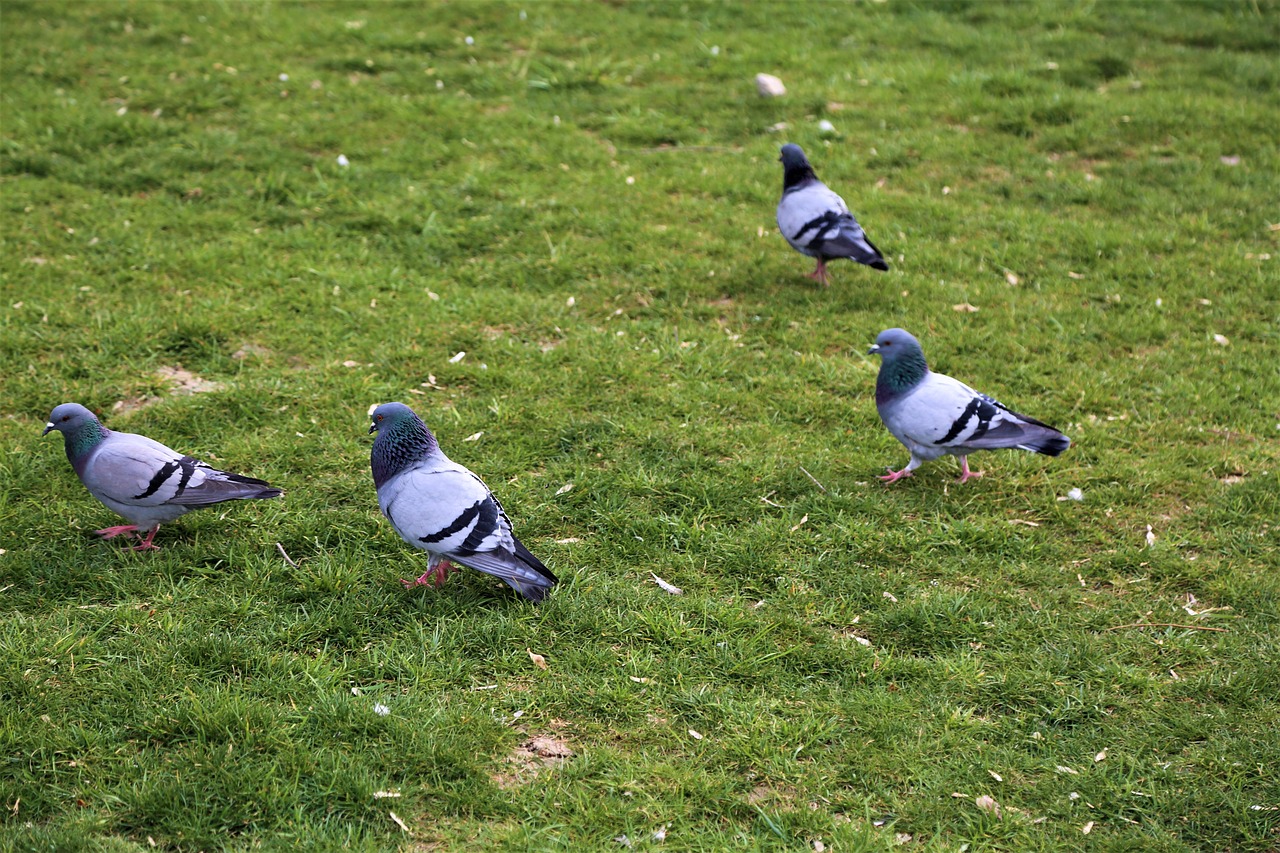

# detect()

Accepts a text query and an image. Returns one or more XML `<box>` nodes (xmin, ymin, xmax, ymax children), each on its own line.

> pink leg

<box><xmin>957</xmin><ymin>456</ymin><xmax>985</xmax><ymax>484</ymax></box>
<box><xmin>400</xmin><ymin>560</ymin><xmax>455</xmax><ymax>590</ymax></box>
<box><xmin>805</xmin><ymin>259</ymin><xmax>830</xmax><ymax>286</ymax></box>
<box><xmin>879</xmin><ymin>467</ymin><xmax>914</xmax><ymax>484</ymax></box>
<box><xmin>94</xmin><ymin>525</ymin><xmax>140</xmax><ymax>540</ymax></box>
<box><xmin>128</xmin><ymin>526</ymin><xmax>162</xmax><ymax>551</ymax></box>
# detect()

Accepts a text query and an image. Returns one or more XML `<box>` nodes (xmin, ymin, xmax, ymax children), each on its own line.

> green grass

<box><xmin>2</xmin><ymin>0</ymin><xmax>1279</xmax><ymax>849</ymax></box>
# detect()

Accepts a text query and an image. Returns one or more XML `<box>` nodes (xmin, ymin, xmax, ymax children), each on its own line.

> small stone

<box><xmin>755</xmin><ymin>73</ymin><xmax>786</xmax><ymax>97</ymax></box>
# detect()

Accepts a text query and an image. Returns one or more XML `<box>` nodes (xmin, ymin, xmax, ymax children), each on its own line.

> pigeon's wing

<box><xmin>82</xmin><ymin>433</ymin><xmax>267</xmax><ymax>510</ymax></box>
<box><xmin>777</xmin><ymin>182</ymin><xmax>849</xmax><ymax>253</ymax></box>
<box><xmin>381</xmin><ymin>462</ymin><xmax>557</xmax><ymax>601</ymax></box>
<box><xmin>778</xmin><ymin>183</ymin><xmax>887</xmax><ymax>269</ymax></box>
<box><xmin>899</xmin><ymin>374</ymin><xmax>1068</xmax><ymax>454</ymax></box>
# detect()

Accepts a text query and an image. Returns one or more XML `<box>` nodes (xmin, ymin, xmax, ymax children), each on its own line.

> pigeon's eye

<box><xmin>61</xmin><ymin>415</ymin><xmax>71</xmax><ymax>421</ymax></box>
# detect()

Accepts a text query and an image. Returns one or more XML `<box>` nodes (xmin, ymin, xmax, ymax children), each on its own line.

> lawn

<box><xmin>2</xmin><ymin>1</ymin><xmax>1278</xmax><ymax>850</ymax></box>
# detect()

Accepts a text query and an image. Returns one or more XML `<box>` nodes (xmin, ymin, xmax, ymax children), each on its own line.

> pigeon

<box><xmin>369</xmin><ymin>402</ymin><xmax>557</xmax><ymax>602</ymax></box>
<box><xmin>42</xmin><ymin>403</ymin><xmax>282</xmax><ymax>549</ymax></box>
<box><xmin>867</xmin><ymin>329</ymin><xmax>1070</xmax><ymax>483</ymax></box>
<box><xmin>776</xmin><ymin>143</ymin><xmax>888</xmax><ymax>285</ymax></box>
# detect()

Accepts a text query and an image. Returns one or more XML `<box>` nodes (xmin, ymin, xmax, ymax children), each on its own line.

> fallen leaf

<box><xmin>1213</xmin><ymin>334</ymin><xmax>1229</xmax><ymax>346</ymax></box>
<box><xmin>652</xmin><ymin>825</ymin><xmax>669</xmax><ymax>842</ymax></box>
<box><xmin>1095</xmin><ymin>749</ymin><xmax>1107</xmax><ymax>762</ymax></box>
<box><xmin>651</xmin><ymin>572</ymin><xmax>684</xmax><ymax>595</ymax></box>
<box><xmin>688</xmin><ymin>728</ymin><xmax>704</xmax><ymax>740</ymax></box>
<box><xmin>527</xmin><ymin>648</ymin><xmax>548</xmax><ymax>670</ymax></box>
<box><xmin>1082</xmin><ymin>821</ymin><xmax>1095</xmax><ymax>834</ymax></box>
<box><xmin>1057</xmin><ymin>765</ymin><xmax>1079</xmax><ymax>775</ymax></box>
<box><xmin>389</xmin><ymin>812</ymin><xmax>409</xmax><ymax>832</ymax></box>
<box><xmin>629</xmin><ymin>676</ymin><xmax>650</xmax><ymax>684</ymax></box>
<box><xmin>449</xmin><ymin>351</ymin><xmax>466</xmax><ymax>363</ymax></box>
<box><xmin>989</xmin><ymin>770</ymin><xmax>1004</xmax><ymax>782</ymax></box>
<box><xmin>953</xmin><ymin>302</ymin><xmax>980</xmax><ymax>313</ymax></box>
<box><xmin>1146</xmin><ymin>525</ymin><xmax>1156</xmax><ymax>548</ymax></box>
<box><xmin>882</xmin><ymin>591</ymin><xmax>899</xmax><ymax>603</ymax></box>
<box><xmin>462</xmin><ymin>431</ymin><xmax>484</xmax><ymax>442</ymax></box>
<box><xmin>789</xmin><ymin>514</ymin><xmax>809</xmax><ymax>533</ymax></box>
<box><xmin>1005</xmin><ymin>271</ymin><xmax>1020</xmax><ymax>286</ymax></box>
<box><xmin>975</xmin><ymin>794</ymin><xmax>1002</xmax><ymax>817</ymax></box>
<box><xmin>555</xmin><ymin>482</ymin><xmax>574</xmax><ymax>496</ymax></box>
<box><xmin>373</xmin><ymin>790</ymin><xmax>401</xmax><ymax>799</ymax></box>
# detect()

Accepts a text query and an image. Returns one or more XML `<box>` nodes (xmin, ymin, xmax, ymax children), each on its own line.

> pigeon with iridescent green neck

<box><xmin>777</xmin><ymin>143</ymin><xmax>888</xmax><ymax>285</ymax></box>
<box><xmin>42</xmin><ymin>403</ymin><xmax>282</xmax><ymax>550</ymax></box>
<box><xmin>369</xmin><ymin>402</ymin><xmax>557</xmax><ymax>602</ymax></box>
<box><xmin>868</xmin><ymin>329</ymin><xmax>1070</xmax><ymax>483</ymax></box>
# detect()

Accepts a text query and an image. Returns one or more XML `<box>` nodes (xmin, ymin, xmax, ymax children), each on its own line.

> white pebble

<box><xmin>336</xmin><ymin>154</ymin><xmax>350</xmax><ymax>167</ymax></box>
<box><xmin>464</xmin><ymin>36</ymin><xmax>474</xmax><ymax>46</ymax></box>
<box><xmin>1067</xmin><ymin>487</ymin><xmax>1084</xmax><ymax>501</ymax></box>
<box><xmin>817</xmin><ymin>119</ymin><xmax>836</xmax><ymax>134</ymax></box>
<box><xmin>278</xmin><ymin>72</ymin><xmax>289</xmax><ymax>82</ymax></box>
<box><xmin>755</xmin><ymin>73</ymin><xmax>786</xmax><ymax>97</ymax></box>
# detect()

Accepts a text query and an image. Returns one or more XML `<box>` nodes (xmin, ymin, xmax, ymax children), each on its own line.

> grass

<box><xmin>2</xmin><ymin>0</ymin><xmax>1278</xmax><ymax>849</ymax></box>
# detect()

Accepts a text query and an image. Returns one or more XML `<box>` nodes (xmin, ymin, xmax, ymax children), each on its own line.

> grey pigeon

<box><xmin>369</xmin><ymin>402</ymin><xmax>557</xmax><ymax>602</ymax></box>
<box><xmin>42</xmin><ymin>403</ymin><xmax>282</xmax><ymax>549</ymax></box>
<box><xmin>867</xmin><ymin>329</ymin><xmax>1070</xmax><ymax>483</ymax></box>
<box><xmin>776</xmin><ymin>143</ymin><xmax>888</xmax><ymax>285</ymax></box>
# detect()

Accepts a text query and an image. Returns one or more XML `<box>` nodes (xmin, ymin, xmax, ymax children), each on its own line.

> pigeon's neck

<box><xmin>876</xmin><ymin>351</ymin><xmax>929</xmax><ymax>403</ymax></box>
<box><xmin>371</xmin><ymin>418</ymin><xmax>439</xmax><ymax>488</ymax></box>
<box><xmin>782</xmin><ymin>163</ymin><xmax>817</xmax><ymax>192</ymax></box>
<box><xmin>64</xmin><ymin>421</ymin><xmax>109</xmax><ymax>473</ymax></box>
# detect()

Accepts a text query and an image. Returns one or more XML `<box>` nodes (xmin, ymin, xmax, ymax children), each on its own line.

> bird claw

<box><xmin>957</xmin><ymin>458</ymin><xmax>985</xmax><ymax>484</ymax></box>
<box><xmin>879</xmin><ymin>468</ymin><xmax>913</xmax><ymax>484</ymax></box>
<box><xmin>94</xmin><ymin>525</ymin><xmax>140</xmax><ymax>540</ymax></box>
<box><xmin>400</xmin><ymin>561</ymin><xmax>455</xmax><ymax>590</ymax></box>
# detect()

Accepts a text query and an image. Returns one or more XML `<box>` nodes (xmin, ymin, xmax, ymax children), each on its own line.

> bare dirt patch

<box><xmin>492</xmin><ymin>735</ymin><xmax>573</xmax><ymax>789</ymax></box>
<box><xmin>112</xmin><ymin>366</ymin><xmax>223</xmax><ymax>414</ymax></box>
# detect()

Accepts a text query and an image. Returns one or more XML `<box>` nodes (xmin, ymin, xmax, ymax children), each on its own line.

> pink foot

<box><xmin>879</xmin><ymin>468</ymin><xmax>914</xmax><ymax>484</ymax></box>
<box><xmin>94</xmin><ymin>525</ymin><xmax>140</xmax><ymax>540</ymax></box>
<box><xmin>957</xmin><ymin>458</ymin><xmax>985</xmax><ymax>484</ymax></box>
<box><xmin>400</xmin><ymin>560</ymin><xmax>455</xmax><ymax>590</ymax></box>
<box><xmin>128</xmin><ymin>527</ymin><xmax>162</xmax><ymax>551</ymax></box>
<box><xmin>805</xmin><ymin>261</ymin><xmax>830</xmax><ymax>286</ymax></box>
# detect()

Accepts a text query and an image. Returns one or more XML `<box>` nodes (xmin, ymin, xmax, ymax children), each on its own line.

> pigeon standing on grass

<box><xmin>42</xmin><ymin>403</ymin><xmax>282</xmax><ymax>550</ymax></box>
<box><xmin>369</xmin><ymin>402</ymin><xmax>557</xmax><ymax>602</ymax></box>
<box><xmin>776</xmin><ymin>143</ymin><xmax>888</xmax><ymax>285</ymax></box>
<box><xmin>867</xmin><ymin>329</ymin><xmax>1070</xmax><ymax>483</ymax></box>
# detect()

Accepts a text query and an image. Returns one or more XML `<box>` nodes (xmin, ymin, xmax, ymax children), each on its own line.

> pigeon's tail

<box><xmin>169</xmin><ymin>470</ymin><xmax>283</xmax><ymax>506</ymax></box>
<box><xmin>830</xmin><ymin>231</ymin><xmax>889</xmax><ymax>271</ymax></box>
<box><xmin>456</xmin><ymin>539</ymin><xmax>558</xmax><ymax>602</ymax></box>
<box><xmin>1016</xmin><ymin>425</ymin><xmax>1071</xmax><ymax>457</ymax></box>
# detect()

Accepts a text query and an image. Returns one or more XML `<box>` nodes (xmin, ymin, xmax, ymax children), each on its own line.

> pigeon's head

<box><xmin>369</xmin><ymin>402</ymin><xmax>421</xmax><ymax>435</ymax></box>
<box><xmin>43</xmin><ymin>403</ymin><xmax>99</xmax><ymax>437</ymax></box>
<box><xmin>867</xmin><ymin>328</ymin><xmax>924</xmax><ymax>360</ymax></box>
<box><xmin>778</xmin><ymin>143</ymin><xmax>810</xmax><ymax>169</ymax></box>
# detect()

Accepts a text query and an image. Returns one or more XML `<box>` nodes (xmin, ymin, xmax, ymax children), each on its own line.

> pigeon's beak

<box><xmin>368</xmin><ymin>423</ymin><xmax>378</xmax><ymax>435</ymax></box>
<box><xmin>867</xmin><ymin>344</ymin><xmax>881</xmax><ymax>356</ymax></box>
<box><xmin>42</xmin><ymin>422</ymin><xmax>55</xmax><ymax>436</ymax></box>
